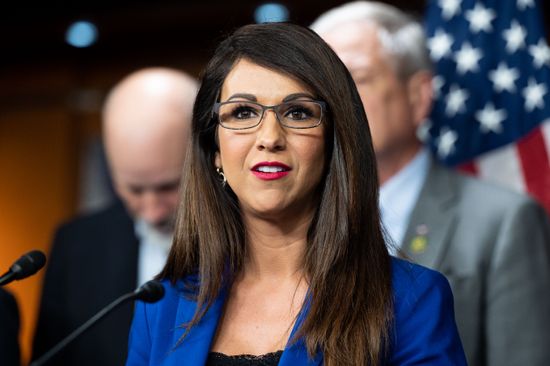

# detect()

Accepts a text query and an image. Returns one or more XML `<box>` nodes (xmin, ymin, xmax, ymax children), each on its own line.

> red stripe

<box><xmin>457</xmin><ymin>161</ymin><xmax>478</xmax><ymax>176</ymax></box>
<box><xmin>516</xmin><ymin>127</ymin><xmax>550</xmax><ymax>214</ymax></box>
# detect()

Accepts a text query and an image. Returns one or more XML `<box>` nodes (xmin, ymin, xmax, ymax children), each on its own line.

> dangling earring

<box><xmin>216</xmin><ymin>167</ymin><xmax>227</xmax><ymax>187</ymax></box>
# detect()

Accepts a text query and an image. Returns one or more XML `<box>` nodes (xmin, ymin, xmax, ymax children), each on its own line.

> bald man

<box><xmin>32</xmin><ymin>68</ymin><xmax>198</xmax><ymax>366</ymax></box>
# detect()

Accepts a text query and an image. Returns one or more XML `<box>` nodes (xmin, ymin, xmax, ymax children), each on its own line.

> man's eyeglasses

<box><xmin>213</xmin><ymin>100</ymin><xmax>326</xmax><ymax>130</ymax></box>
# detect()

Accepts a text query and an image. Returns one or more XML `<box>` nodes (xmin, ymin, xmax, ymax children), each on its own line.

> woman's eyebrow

<box><xmin>283</xmin><ymin>92</ymin><xmax>315</xmax><ymax>102</ymax></box>
<box><xmin>225</xmin><ymin>92</ymin><xmax>315</xmax><ymax>103</ymax></box>
<box><xmin>226</xmin><ymin>93</ymin><xmax>257</xmax><ymax>101</ymax></box>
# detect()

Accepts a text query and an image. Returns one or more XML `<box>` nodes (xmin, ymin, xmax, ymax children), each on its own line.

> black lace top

<box><xmin>205</xmin><ymin>350</ymin><xmax>284</xmax><ymax>366</ymax></box>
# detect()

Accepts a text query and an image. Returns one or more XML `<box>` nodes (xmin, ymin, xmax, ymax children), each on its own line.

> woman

<box><xmin>126</xmin><ymin>23</ymin><xmax>466</xmax><ymax>366</ymax></box>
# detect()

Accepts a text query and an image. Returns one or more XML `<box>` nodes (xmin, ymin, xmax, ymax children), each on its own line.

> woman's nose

<box><xmin>255</xmin><ymin>109</ymin><xmax>286</xmax><ymax>151</ymax></box>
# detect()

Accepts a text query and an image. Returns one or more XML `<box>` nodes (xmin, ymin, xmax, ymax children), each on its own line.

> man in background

<box><xmin>312</xmin><ymin>2</ymin><xmax>550</xmax><ymax>366</ymax></box>
<box><xmin>32</xmin><ymin>68</ymin><xmax>198</xmax><ymax>366</ymax></box>
<box><xmin>0</xmin><ymin>288</ymin><xmax>20</xmax><ymax>366</ymax></box>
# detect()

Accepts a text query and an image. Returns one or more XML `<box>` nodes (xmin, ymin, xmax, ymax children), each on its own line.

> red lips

<box><xmin>251</xmin><ymin>161</ymin><xmax>291</xmax><ymax>180</ymax></box>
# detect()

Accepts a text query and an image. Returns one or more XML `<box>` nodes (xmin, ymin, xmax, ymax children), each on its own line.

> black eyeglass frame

<box><xmin>212</xmin><ymin>100</ymin><xmax>327</xmax><ymax>130</ymax></box>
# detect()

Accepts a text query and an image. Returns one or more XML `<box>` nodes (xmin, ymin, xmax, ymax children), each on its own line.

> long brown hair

<box><xmin>159</xmin><ymin>22</ymin><xmax>393</xmax><ymax>365</ymax></box>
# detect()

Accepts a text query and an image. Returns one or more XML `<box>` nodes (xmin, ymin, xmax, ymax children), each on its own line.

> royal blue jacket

<box><xmin>126</xmin><ymin>258</ymin><xmax>467</xmax><ymax>365</ymax></box>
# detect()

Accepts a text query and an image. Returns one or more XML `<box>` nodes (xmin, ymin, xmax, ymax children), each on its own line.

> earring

<box><xmin>216</xmin><ymin>167</ymin><xmax>227</xmax><ymax>187</ymax></box>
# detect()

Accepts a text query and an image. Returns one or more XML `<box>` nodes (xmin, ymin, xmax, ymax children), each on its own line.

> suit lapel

<box><xmin>401</xmin><ymin>161</ymin><xmax>458</xmax><ymax>270</ymax></box>
<box><xmin>279</xmin><ymin>340</ymin><xmax>322</xmax><ymax>365</ymax></box>
<box><xmin>279</xmin><ymin>295</ymin><xmax>323</xmax><ymax>366</ymax></box>
<box><xmin>105</xmin><ymin>202</ymin><xmax>139</xmax><ymax>291</ymax></box>
<box><xmin>170</xmin><ymin>287</ymin><xmax>228</xmax><ymax>365</ymax></box>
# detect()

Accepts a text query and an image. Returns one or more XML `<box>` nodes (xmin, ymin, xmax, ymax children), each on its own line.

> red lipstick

<box><xmin>251</xmin><ymin>161</ymin><xmax>291</xmax><ymax>180</ymax></box>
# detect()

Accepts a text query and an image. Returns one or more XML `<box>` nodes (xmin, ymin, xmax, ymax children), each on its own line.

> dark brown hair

<box><xmin>160</xmin><ymin>22</ymin><xmax>392</xmax><ymax>366</ymax></box>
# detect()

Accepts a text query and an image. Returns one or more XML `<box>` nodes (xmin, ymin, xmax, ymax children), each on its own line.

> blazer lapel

<box><xmin>279</xmin><ymin>340</ymin><xmax>322</xmax><ymax>366</ymax></box>
<box><xmin>401</xmin><ymin>161</ymin><xmax>458</xmax><ymax>270</ymax></box>
<box><xmin>279</xmin><ymin>297</ymin><xmax>323</xmax><ymax>366</ymax></box>
<box><xmin>169</xmin><ymin>287</ymin><xmax>228</xmax><ymax>366</ymax></box>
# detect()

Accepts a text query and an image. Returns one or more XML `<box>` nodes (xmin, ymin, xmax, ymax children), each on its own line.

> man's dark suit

<box><xmin>0</xmin><ymin>288</ymin><xmax>20</xmax><ymax>366</ymax></box>
<box><xmin>32</xmin><ymin>201</ymin><xmax>139</xmax><ymax>366</ymax></box>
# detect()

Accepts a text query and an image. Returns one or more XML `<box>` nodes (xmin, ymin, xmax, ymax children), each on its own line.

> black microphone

<box><xmin>0</xmin><ymin>250</ymin><xmax>46</xmax><ymax>287</ymax></box>
<box><xmin>30</xmin><ymin>280</ymin><xmax>165</xmax><ymax>366</ymax></box>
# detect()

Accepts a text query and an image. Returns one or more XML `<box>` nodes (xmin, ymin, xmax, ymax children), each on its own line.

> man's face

<box><xmin>105</xmin><ymin>101</ymin><xmax>188</xmax><ymax>234</ymax></box>
<box><xmin>112</xmin><ymin>166</ymin><xmax>181</xmax><ymax>233</ymax></box>
<box><xmin>321</xmin><ymin>21</ymin><xmax>420</xmax><ymax>161</ymax></box>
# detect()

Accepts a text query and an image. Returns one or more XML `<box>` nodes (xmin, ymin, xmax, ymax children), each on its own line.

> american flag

<box><xmin>423</xmin><ymin>0</ymin><xmax>550</xmax><ymax>214</ymax></box>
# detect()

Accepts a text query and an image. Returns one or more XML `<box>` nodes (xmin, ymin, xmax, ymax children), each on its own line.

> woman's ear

<box><xmin>214</xmin><ymin>151</ymin><xmax>221</xmax><ymax>169</ymax></box>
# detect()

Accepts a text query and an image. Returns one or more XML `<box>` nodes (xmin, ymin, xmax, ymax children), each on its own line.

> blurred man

<box><xmin>312</xmin><ymin>3</ymin><xmax>550</xmax><ymax>366</ymax></box>
<box><xmin>0</xmin><ymin>288</ymin><xmax>20</xmax><ymax>366</ymax></box>
<box><xmin>32</xmin><ymin>68</ymin><xmax>198</xmax><ymax>366</ymax></box>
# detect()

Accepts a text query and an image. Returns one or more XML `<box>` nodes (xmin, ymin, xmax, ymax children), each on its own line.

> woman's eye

<box><xmin>232</xmin><ymin>106</ymin><xmax>258</xmax><ymax>119</ymax></box>
<box><xmin>286</xmin><ymin>107</ymin><xmax>312</xmax><ymax>120</ymax></box>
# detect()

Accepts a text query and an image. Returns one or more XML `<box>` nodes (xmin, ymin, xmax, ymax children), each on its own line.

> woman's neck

<box><xmin>241</xmin><ymin>213</ymin><xmax>311</xmax><ymax>281</ymax></box>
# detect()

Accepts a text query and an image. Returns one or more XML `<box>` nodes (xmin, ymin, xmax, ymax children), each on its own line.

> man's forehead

<box><xmin>321</xmin><ymin>21</ymin><xmax>383</xmax><ymax>68</ymax></box>
<box><xmin>322</xmin><ymin>20</ymin><xmax>380</xmax><ymax>45</ymax></box>
<box><xmin>112</xmin><ymin>162</ymin><xmax>181</xmax><ymax>184</ymax></box>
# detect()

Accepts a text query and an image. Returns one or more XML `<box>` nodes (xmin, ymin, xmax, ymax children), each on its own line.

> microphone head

<box><xmin>10</xmin><ymin>250</ymin><xmax>47</xmax><ymax>280</ymax></box>
<box><xmin>134</xmin><ymin>280</ymin><xmax>165</xmax><ymax>303</ymax></box>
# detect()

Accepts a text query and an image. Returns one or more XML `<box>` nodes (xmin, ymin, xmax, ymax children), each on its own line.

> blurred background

<box><xmin>0</xmin><ymin>0</ymin><xmax>548</xmax><ymax>363</ymax></box>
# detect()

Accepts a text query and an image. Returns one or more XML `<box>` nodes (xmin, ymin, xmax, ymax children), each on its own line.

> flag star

<box><xmin>438</xmin><ymin>0</ymin><xmax>461</xmax><ymax>19</ymax></box>
<box><xmin>528</xmin><ymin>39</ymin><xmax>550</xmax><ymax>68</ymax></box>
<box><xmin>517</xmin><ymin>0</ymin><xmax>535</xmax><ymax>10</ymax></box>
<box><xmin>428</xmin><ymin>29</ymin><xmax>454</xmax><ymax>61</ymax></box>
<box><xmin>522</xmin><ymin>78</ymin><xmax>547</xmax><ymax>111</ymax></box>
<box><xmin>465</xmin><ymin>3</ymin><xmax>496</xmax><ymax>33</ymax></box>
<box><xmin>475</xmin><ymin>103</ymin><xmax>507</xmax><ymax>133</ymax></box>
<box><xmin>445</xmin><ymin>84</ymin><xmax>469</xmax><ymax>116</ymax></box>
<box><xmin>436</xmin><ymin>128</ymin><xmax>458</xmax><ymax>158</ymax></box>
<box><xmin>488</xmin><ymin>62</ymin><xmax>520</xmax><ymax>93</ymax></box>
<box><xmin>454</xmin><ymin>42</ymin><xmax>483</xmax><ymax>74</ymax></box>
<box><xmin>432</xmin><ymin>75</ymin><xmax>445</xmax><ymax>99</ymax></box>
<box><xmin>503</xmin><ymin>20</ymin><xmax>527</xmax><ymax>53</ymax></box>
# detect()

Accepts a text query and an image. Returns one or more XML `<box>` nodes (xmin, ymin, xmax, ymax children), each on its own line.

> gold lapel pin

<box><xmin>410</xmin><ymin>224</ymin><xmax>429</xmax><ymax>254</ymax></box>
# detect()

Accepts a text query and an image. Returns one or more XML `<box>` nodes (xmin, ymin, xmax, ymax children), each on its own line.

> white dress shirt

<box><xmin>379</xmin><ymin>148</ymin><xmax>430</xmax><ymax>254</ymax></box>
<box><xmin>134</xmin><ymin>220</ymin><xmax>172</xmax><ymax>287</ymax></box>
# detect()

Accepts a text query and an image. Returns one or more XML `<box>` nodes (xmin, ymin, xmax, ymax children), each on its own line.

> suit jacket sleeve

<box><xmin>485</xmin><ymin>198</ymin><xmax>550</xmax><ymax>366</ymax></box>
<box><xmin>390</xmin><ymin>262</ymin><xmax>467</xmax><ymax>365</ymax></box>
<box><xmin>0</xmin><ymin>289</ymin><xmax>20</xmax><ymax>366</ymax></box>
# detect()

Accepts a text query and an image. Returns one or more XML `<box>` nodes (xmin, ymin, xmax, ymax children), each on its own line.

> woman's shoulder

<box><xmin>388</xmin><ymin>257</ymin><xmax>467</xmax><ymax>364</ymax></box>
<box><xmin>390</xmin><ymin>257</ymin><xmax>453</xmax><ymax>312</ymax></box>
<box><xmin>390</xmin><ymin>257</ymin><xmax>449</xmax><ymax>290</ymax></box>
<box><xmin>136</xmin><ymin>277</ymin><xmax>198</xmax><ymax>324</ymax></box>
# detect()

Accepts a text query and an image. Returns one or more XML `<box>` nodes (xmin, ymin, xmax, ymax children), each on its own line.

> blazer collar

<box><xmin>171</xmin><ymin>286</ymin><xmax>322</xmax><ymax>365</ymax></box>
<box><xmin>401</xmin><ymin>160</ymin><xmax>458</xmax><ymax>269</ymax></box>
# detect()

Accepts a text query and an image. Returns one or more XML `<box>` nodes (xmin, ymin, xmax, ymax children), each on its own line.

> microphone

<box><xmin>0</xmin><ymin>250</ymin><xmax>46</xmax><ymax>287</ymax></box>
<box><xmin>30</xmin><ymin>280</ymin><xmax>165</xmax><ymax>366</ymax></box>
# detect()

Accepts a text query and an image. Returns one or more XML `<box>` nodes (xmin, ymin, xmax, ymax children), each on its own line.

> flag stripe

<box><xmin>476</xmin><ymin>143</ymin><xmax>525</xmax><ymax>192</ymax></box>
<box><xmin>458</xmin><ymin>161</ymin><xmax>478</xmax><ymax>176</ymax></box>
<box><xmin>517</xmin><ymin>123</ymin><xmax>550</xmax><ymax>213</ymax></box>
<box><xmin>542</xmin><ymin>119</ymin><xmax>550</xmax><ymax>166</ymax></box>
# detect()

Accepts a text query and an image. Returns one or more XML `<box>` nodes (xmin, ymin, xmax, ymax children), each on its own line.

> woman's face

<box><xmin>215</xmin><ymin>59</ymin><xmax>326</xmax><ymax>222</ymax></box>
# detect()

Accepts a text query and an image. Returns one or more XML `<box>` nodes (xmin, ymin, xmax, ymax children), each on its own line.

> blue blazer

<box><xmin>126</xmin><ymin>258</ymin><xmax>467</xmax><ymax>365</ymax></box>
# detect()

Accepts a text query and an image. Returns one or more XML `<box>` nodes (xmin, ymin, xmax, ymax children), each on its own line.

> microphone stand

<box><xmin>0</xmin><ymin>271</ymin><xmax>16</xmax><ymax>287</ymax></box>
<box><xmin>30</xmin><ymin>292</ymin><xmax>136</xmax><ymax>366</ymax></box>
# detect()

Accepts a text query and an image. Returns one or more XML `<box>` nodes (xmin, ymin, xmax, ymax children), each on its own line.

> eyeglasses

<box><xmin>213</xmin><ymin>100</ymin><xmax>326</xmax><ymax>130</ymax></box>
